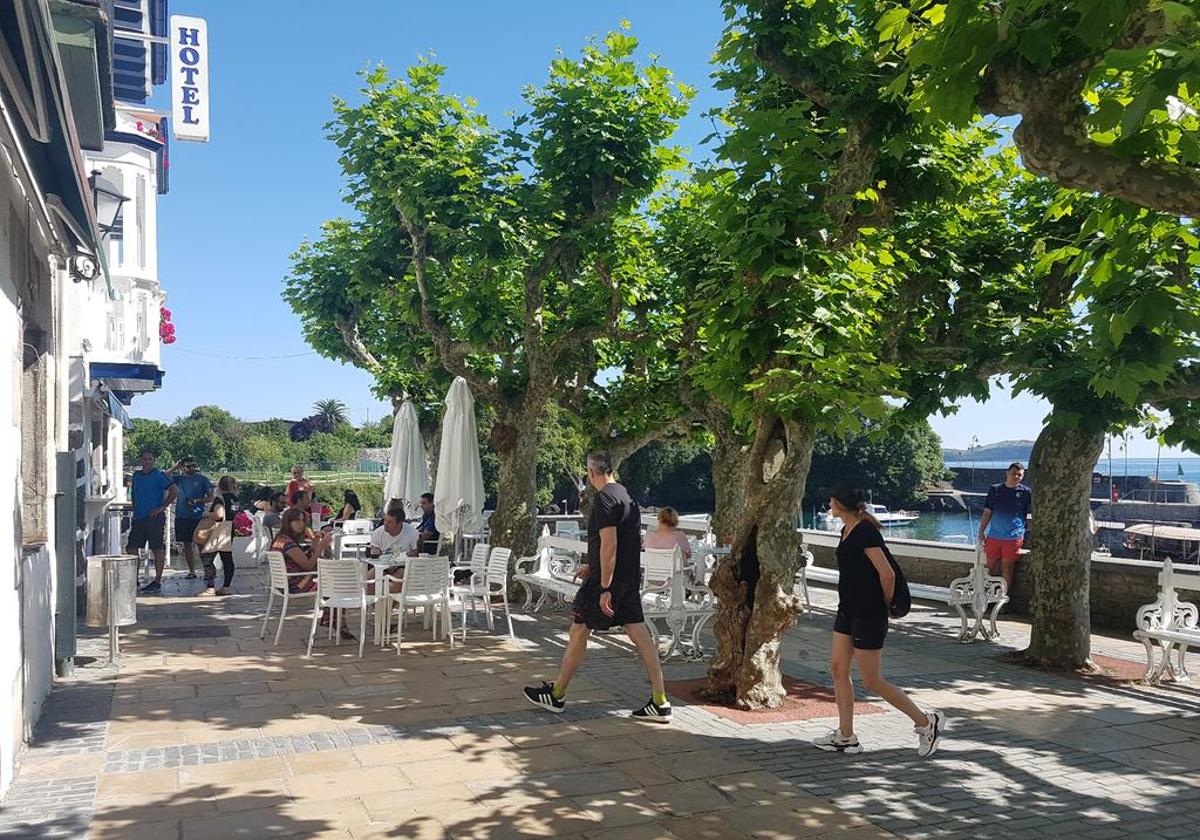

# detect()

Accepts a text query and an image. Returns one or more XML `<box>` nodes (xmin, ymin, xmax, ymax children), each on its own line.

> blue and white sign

<box><xmin>170</xmin><ymin>15</ymin><xmax>209</xmax><ymax>142</ymax></box>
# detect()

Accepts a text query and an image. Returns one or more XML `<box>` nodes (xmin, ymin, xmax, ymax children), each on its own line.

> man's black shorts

<box><xmin>175</xmin><ymin>518</ymin><xmax>201</xmax><ymax>544</ymax></box>
<box><xmin>833</xmin><ymin>610</ymin><xmax>888</xmax><ymax>650</ymax></box>
<box><xmin>127</xmin><ymin>516</ymin><xmax>166</xmax><ymax>552</ymax></box>
<box><xmin>572</xmin><ymin>581</ymin><xmax>645</xmax><ymax>631</ymax></box>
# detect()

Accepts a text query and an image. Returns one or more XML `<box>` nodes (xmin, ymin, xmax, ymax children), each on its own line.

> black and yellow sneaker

<box><xmin>523</xmin><ymin>682</ymin><xmax>565</xmax><ymax>714</ymax></box>
<box><xmin>631</xmin><ymin>698</ymin><xmax>672</xmax><ymax>724</ymax></box>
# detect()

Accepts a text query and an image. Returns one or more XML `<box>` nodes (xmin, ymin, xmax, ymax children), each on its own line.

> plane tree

<box><xmin>309</xmin><ymin>31</ymin><xmax>692</xmax><ymax>555</ymax></box>
<box><xmin>879</xmin><ymin>0</ymin><xmax>1200</xmax><ymax>667</ymax></box>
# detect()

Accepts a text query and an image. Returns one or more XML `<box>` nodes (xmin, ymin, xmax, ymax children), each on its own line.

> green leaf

<box><xmin>1109</xmin><ymin>313</ymin><xmax>1129</xmax><ymax>347</ymax></box>
<box><xmin>877</xmin><ymin>7</ymin><xmax>911</xmax><ymax>41</ymax></box>
<box><xmin>1120</xmin><ymin>85</ymin><xmax>1160</xmax><ymax>139</ymax></box>
<box><xmin>1161</xmin><ymin>1</ymin><xmax>1196</xmax><ymax>31</ymax></box>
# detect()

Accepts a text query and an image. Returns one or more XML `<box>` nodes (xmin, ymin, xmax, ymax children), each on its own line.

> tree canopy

<box><xmin>290</xmin><ymin>26</ymin><xmax>694</xmax><ymax>554</ymax></box>
<box><xmin>879</xmin><ymin>0</ymin><xmax>1200</xmax><ymax>217</ymax></box>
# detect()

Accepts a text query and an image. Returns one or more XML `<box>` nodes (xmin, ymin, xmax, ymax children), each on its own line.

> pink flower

<box><xmin>233</xmin><ymin>511</ymin><xmax>254</xmax><ymax>536</ymax></box>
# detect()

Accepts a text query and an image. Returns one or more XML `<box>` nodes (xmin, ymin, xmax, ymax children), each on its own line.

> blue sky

<box><xmin>132</xmin><ymin>1</ymin><xmax>1189</xmax><ymax>459</ymax></box>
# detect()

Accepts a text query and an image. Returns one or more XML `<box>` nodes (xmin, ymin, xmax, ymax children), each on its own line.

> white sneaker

<box><xmin>813</xmin><ymin>729</ymin><xmax>862</xmax><ymax>753</ymax></box>
<box><xmin>916</xmin><ymin>709</ymin><xmax>946</xmax><ymax>757</ymax></box>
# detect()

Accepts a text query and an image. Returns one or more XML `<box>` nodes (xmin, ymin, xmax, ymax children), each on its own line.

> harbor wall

<box><xmin>945</xmin><ymin>467</ymin><xmax>1196</xmax><ymax>502</ymax></box>
<box><xmin>801</xmin><ymin>531</ymin><xmax>1163</xmax><ymax>632</ymax></box>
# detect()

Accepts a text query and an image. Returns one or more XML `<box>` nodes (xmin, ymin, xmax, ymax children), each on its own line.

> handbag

<box><xmin>886</xmin><ymin>546</ymin><xmax>911</xmax><ymax>618</ymax></box>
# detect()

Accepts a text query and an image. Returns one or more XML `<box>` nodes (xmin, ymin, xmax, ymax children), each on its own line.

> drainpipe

<box><xmin>54</xmin><ymin>451</ymin><xmax>77</xmax><ymax>677</ymax></box>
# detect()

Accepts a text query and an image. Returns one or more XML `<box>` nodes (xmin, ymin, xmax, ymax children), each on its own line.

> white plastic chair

<box><xmin>386</xmin><ymin>556</ymin><xmax>452</xmax><ymax>653</ymax></box>
<box><xmin>259</xmin><ymin>551</ymin><xmax>318</xmax><ymax>645</ymax></box>
<box><xmin>641</xmin><ymin>548</ymin><xmax>678</xmax><ymax>594</ymax></box>
<box><xmin>334</xmin><ymin>532</ymin><xmax>372</xmax><ymax>561</ymax></box>
<box><xmin>481</xmin><ymin>547</ymin><xmax>515</xmax><ymax>639</ymax></box>
<box><xmin>305</xmin><ymin>558</ymin><xmax>380</xmax><ymax>658</ymax></box>
<box><xmin>449</xmin><ymin>543</ymin><xmax>490</xmax><ymax>637</ymax></box>
<box><xmin>341</xmin><ymin>519</ymin><xmax>372</xmax><ymax>535</ymax></box>
<box><xmin>251</xmin><ymin>511</ymin><xmax>272</xmax><ymax>565</ymax></box>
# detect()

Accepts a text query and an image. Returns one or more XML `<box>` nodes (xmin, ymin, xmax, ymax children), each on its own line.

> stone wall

<box><xmin>804</xmin><ymin>536</ymin><xmax>1164</xmax><ymax>632</ymax></box>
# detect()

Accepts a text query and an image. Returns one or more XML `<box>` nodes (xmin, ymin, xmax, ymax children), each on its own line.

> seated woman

<box><xmin>335</xmin><ymin>489</ymin><xmax>363</xmax><ymax>523</ymax></box>
<box><xmin>643</xmin><ymin>506</ymin><xmax>693</xmax><ymax>561</ymax></box>
<box><xmin>270</xmin><ymin>509</ymin><xmax>351</xmax><ymax>638</ymax></box>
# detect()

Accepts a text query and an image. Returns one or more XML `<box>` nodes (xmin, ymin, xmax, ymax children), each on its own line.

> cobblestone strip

<box><xmin>0</xmin><ymin>775</ymin><xmax>93</xmax><ymax>839</ymax></box>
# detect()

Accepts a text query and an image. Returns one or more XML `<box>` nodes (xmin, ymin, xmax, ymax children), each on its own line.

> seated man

<box><xmin>262</xmin><ymin>492</ymin><xmax>287</xmax><ymax>532</ymax></box>
<box><xmin>369</xmin><ymin>506</ymin><xmax>419</xmax><ymax>593</ymax></box>
<box><xmin>418</xmin><ymin>493</ymin><xmax>440</xmax><ymax>554</ymax></box>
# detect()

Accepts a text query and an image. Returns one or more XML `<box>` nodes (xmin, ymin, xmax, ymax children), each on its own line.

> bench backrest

<box><xmin>641</xmin><ymin>548</ymin><xmax>678</xmax><ymax>588</ymax></box>
<box><xmin>1159</xmin><ymin>558</ymin><xmax>1200</xmax><ymax>594</ymax></box>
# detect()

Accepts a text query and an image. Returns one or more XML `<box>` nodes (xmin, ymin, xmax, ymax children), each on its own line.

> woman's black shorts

<box><xmin>833</xmin><ymin>610</ymin><xmax>889</xmax><ymax>650</ymax></box>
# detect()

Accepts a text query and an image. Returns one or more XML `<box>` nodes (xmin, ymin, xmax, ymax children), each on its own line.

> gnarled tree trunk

<box><xmin>709</xmin><ymin>408</ymin><xmax>749</xmax><ymax>545</ymax></box>
<box><xmin>705</xmin><ymin>413</ymin><xmax>814</xmax><ymax>709</ymax></box>
<box><xmin>488</xmin><ymin>415</ymin><xmax>541</xmax><ymax>559</ymax></box>
<box><xmin>1024</xmin><ymin>414</ymin><xmax>1105</xmax><ymax>669</ymax></box>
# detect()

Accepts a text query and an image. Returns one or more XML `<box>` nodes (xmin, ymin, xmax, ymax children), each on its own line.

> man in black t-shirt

<box><xmin>524</xmin><ymin>452</ymin><xmax>671</xmax><ymax>724</ymax></box>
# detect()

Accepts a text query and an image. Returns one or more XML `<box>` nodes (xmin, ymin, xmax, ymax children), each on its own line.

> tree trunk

<box><xmin>1023</xmin><ymin>414</ymin><xmax>1105</xmax><ymax>669</ymax></box>
<box><xmin>705</xmin><ymin>413</ymin><xmax>813</xmax><ymax>709</ymax></box>
<box><xmin>488</xmin><ymin>416</ymin><xmax>541</xmax><ymax>559</ymax></box>
<box><xmin>709</xmin><ymin>408</ymin><xmax>748</xmax><ymax>545</ymax></box>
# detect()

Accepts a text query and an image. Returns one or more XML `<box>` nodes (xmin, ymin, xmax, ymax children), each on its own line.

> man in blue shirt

<box><xmin>418</xmin><ymin>492</ymin><xmax>440</xmax><ymax>554</ymax></box>
<box><xmin>129</xmin><ymin>448</ymin><xmax>178</xmax><ymax>594</ymax></box>
<box><xmin>977</xmin><ymin>462</ymin><xmax>1032</xmax><ymax>591</ymax></box>
<box><xmin>170</xmin><ymin>456</ymin><xmax>214</xmax><ymax>581</ymax></box>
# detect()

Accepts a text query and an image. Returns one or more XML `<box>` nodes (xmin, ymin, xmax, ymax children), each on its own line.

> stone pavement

<box><xmin>1</xmin><ymin>561</ymin><xmax>1198</xmax><ymax>840</ymax></box>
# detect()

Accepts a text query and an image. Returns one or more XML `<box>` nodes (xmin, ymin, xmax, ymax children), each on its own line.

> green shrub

<box><xmin>237</xmin><ymin>476</ymin><xmax>385</xmax><ymax>519</ymax></box>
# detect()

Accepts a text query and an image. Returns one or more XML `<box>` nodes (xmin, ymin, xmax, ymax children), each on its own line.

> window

<box><xmin>136</xmin><ymin>174</ymin><xmax>146</xmax><ymax>268</ymax></box>
<box><xmin>21</xmin><ymin>326</ymin><xmax>49</xmax><ymax>545</ymax></box>
<box><xmin>102</xmin><ymin>166</ymin><xmax>125</xmax><ymax>266</ymax></box>
<box><xmin>136</xmin><ymin>291</ymin><xmax>147</xmax><ymax>352</ymax></box>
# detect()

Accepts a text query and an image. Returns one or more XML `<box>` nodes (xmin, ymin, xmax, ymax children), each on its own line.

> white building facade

<box><xmin>71</xmin><ymin>108</ymin><xmax>170</xmax><ymax>563</ymax></box>
<box><xmin>0</xmin><ymin>0</ymin><xmax>172</xmax><ymax>796</ymax></box>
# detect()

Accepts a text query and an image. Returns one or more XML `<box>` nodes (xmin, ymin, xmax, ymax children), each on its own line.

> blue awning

<box><xmin>106</xmin><ymin>391</ymin><xmax>133</xmax><ymax>430</ymax></box>
<box><xmin>90</xmin><ymin>361</ymin><xmax>163</xmax><ymax>396</ymax></box>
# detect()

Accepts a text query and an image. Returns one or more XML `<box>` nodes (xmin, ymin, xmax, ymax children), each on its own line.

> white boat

<box><xmin>817</xmin><ymin>503</ymin><xmax>920</xmax><ymax>528</ymax></box>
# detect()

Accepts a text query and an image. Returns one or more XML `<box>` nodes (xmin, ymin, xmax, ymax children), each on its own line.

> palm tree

<box><xmin>312</xmin><ymin>398</ymin><xmax>349</xmax><ymax>427</ymax></box>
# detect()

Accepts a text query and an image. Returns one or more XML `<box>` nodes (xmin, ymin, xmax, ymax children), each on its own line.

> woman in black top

<box><xmin>336</xmin><ymin>489</ymin><xmax>362</xmax><ymax>523</ymax></box>
<box><xmin>814</xmin><ymin>483</ymin><xmax>945</xmax><ymax>758</ymax></box>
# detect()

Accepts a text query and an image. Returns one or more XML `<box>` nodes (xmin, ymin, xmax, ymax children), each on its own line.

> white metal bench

<box><xmin>799</xmin><ymin>531</ymin><xmax>1008</xmax><ymax>642</ymax></box>
<box><xmin>513</xmin><ymin>528</ymin><xmax>586</xmax><ymax>611</ymax></box>
<box><xmin>640</xmin><ymin>547</ymin><xmax>717</xmax><ymax>662</ymax></box>
<box><xmin>1134</xmin><ymin>558</ymin><xmax>1200</xmax><ymax>683</ymax></box>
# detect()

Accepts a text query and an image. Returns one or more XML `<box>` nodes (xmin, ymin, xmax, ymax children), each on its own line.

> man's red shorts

<box><xmin>984</xmin><ymin>536</ymin><xmax>1023</xmax><ymax>562</ymax></box>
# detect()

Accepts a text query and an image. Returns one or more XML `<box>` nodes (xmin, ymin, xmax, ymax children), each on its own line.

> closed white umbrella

<box><xmin>383</xmin><ymin>399</ymin><xmax>428</xmax><ymax>518</ymax></box>
<box><xmin>433</xmin><ymin>377</ymin><xmax>485</xmax><ymax>545</ymax></box>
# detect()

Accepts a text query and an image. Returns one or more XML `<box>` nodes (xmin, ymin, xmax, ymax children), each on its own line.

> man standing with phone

<box><xmin>170</xmin><ymin>456</ymin><xmax>214</xmax><ymax>580</ymax></box>
<box><xmin>131</xmin><ymin>448</ymin><xmax>179</xmax><ymax>594</ymax></box>
<box><xmin>524</xmin><ymin>452</ymin><xmax>671</xmax><ymax>724</ymax></box>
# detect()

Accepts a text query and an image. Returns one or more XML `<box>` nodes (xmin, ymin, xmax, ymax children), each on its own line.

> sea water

<box><xmin>801</xmin><ymin>510</ymin><xmax>980</xmax><ymax>545</ymax></box>
<box><xmin>946</xmin><ymin>456</ymin><xmax>1200</xmax><ymax>485</ymax></box>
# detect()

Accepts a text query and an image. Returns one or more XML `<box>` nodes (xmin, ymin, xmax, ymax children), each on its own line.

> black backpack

<box><xmin>885</xmin><ymin>546</ymin><xmax>911</xmax><ymax>618</ymax></box>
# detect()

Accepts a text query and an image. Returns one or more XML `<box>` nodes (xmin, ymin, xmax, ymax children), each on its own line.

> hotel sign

<box><xmin>169</xmin><ymin>15</ymin><xmax>210</xmax><ymax>142</ymax></box>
